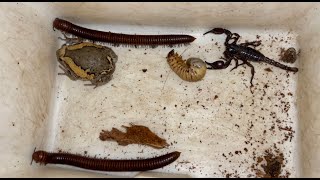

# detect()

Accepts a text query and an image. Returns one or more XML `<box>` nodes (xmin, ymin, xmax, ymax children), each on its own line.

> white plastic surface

<box><xmin>0</xmin><ymin>2</ymin><xmax>319</xmax><ymax>178</ymax></box>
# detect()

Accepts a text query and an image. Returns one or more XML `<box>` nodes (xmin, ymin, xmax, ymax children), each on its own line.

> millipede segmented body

<box><xmin>166</xmin><ymin>49</ymin><xmax>207</xmax><ymax>82</ymax></box>
<box><xmin>32</xmin><ymin>150</ymin><xmax>181</xmax><ymax>172</ymax></box>
<box><xmin>53</xmin><ymin>18</ymin><xmax>196</xmax><ymax>47</ymax></box>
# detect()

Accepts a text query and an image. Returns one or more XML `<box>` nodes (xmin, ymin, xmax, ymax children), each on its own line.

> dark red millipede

<box><xmin>53</xmin><ymin>18</ymin><xmax>196</xmax><ymax>46</ymax></box>
<box><xmin>32</xmin><ymin>150</ymin><xmax>181</xmax><ymax>171</ymax></box>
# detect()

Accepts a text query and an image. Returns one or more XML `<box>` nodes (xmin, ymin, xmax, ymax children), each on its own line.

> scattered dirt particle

<box><xmin>142</xmin><ymin>69</ymin><xmax>147</xmax><ymax>73</ymax></box>
<box><xmin>252</xmin><ymin>146</ymin><xmax>289</xmax><ymax>178</ymax></box>
<box><xmin>222</xmin><ymin>153</ymin><xmax>227</xmax><ymax>158</ymax></box>
<box><xmin>279</xmin><ymin>47</ymin><xmax>297</xmax><ymax>63</ymax></box>
<box><xmin>257</xmin><ymin>157</ymin><xmax>263</xmax><ymax>163</ymax></box>
<box><xmin>264</xmin><ymin>67</ymin><xmax>273</xmax><ymax>72</ymax></box>
<box><xmin>261</xmin><ymin>152</ymin><xmax>284</xmax><ymax>178</ymax></box>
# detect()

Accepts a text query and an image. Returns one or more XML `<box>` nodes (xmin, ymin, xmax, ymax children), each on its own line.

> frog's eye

<box><xmin>102</xmin><ymin>69</ymin><xmax>112</xmax><ymax>74</ymax></box>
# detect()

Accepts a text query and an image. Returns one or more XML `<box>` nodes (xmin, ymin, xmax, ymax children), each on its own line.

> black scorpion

<box><xmin>203</xmin><ymin>28</ymin><xmax>298</xmax><ymax>86</ymax></box>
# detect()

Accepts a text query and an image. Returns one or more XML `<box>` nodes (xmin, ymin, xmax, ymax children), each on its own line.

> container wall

<box><xmin>49</xmin><ymin>2</ymin><xmax>313</xmax><ymax>29</ymax></box>
<box><xmin>0</xmin><ymin>2</ymin><xmax>57</xmax><ymax>177</ymax></box>
<box><xmin>295</xmin><ymin>6</ymin><xmax>320</xmax><ymax>178</ymax></box>
<box><xmin>0</xmin><ymin>2</ymin><xmax>319</xmax><ymax>177</ymax></box>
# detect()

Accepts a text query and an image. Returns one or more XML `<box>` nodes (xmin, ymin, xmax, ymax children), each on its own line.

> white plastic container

<box><xmin>0</xmin><ymin>2</ymin><xmax>319</xmax><ymax>178</ymax></box>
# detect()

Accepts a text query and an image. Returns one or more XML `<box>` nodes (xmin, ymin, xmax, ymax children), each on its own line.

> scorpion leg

<box><xmin>230</xmin><ymin>59</ymin><xmax>245</xmax><ymax>72</ymax></box>
<box><xmin>230</xmin><ymin>57</ymin><xmax>247</xmax><ymax>71</ymax></box>
<box><xmin>240</xmin><ymin>40</ymin><xmax>262</xmax><ymax>48</ymax></box>
<box><xmin>243</xmin><ymin>61</ymin><xmax>256</xmax><ymax>87</ymax></box>
<box><xmin>230</xmin><ymin>58</ymin><xmax>239</xmax><ymax>71</ymax></box>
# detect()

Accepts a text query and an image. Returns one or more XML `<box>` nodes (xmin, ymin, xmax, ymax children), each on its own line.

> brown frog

<box><xmin>56</xmin><ymin>35</ymin><xmax>118</xmax><ymax>88</ymax></box>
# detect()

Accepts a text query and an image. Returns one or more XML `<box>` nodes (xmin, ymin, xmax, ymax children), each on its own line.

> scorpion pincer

<box><xmin>203</xmin><ymin>28</ymin><xmax>299</xmax><ymax>86</ymax></box>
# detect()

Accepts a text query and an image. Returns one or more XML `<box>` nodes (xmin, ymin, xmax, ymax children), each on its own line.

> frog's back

<box><xmin>64</xmin><ymin>45</ymin><xmax>117</xmax><ymax>73</ymax></box>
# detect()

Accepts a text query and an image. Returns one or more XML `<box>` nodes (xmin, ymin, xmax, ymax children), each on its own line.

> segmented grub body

<box><xmin>166</xmin><ymin>50</ymin><xmax>207</xmax><ymax>82</ymax></box>
<box><xmin>32</xmin><ymin>150</ymin><xmax>180</xmax><ymax>172</ymax></box>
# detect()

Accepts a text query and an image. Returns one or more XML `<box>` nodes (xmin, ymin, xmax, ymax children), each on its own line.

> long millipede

<box><xmin>53</xmin><ymin>18</ymin><xmax>196</xmax><ymax>47</ymax></box>
<box><xmin>32</xmin><ymin>150</ymin><xmax>181</xmax><ymax>172</ymax></box>
<box><xmin>166</xmin><ymin>49</ymin><xmax>207</xmax><ymax>82</ymax></box>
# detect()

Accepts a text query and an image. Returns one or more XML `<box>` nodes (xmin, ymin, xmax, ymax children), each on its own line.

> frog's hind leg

<box><xmin>83</xmin><ymin>77</ymin><xmax>100</xmax><ymax>89</ymax></box>
<box><xmin>57</xmin><ymin>60</ymin><xmax>79</xmax><ymax>81</ymax></box>
<box><xmin>58</xmin><ymin>65</ymin><xmax>79</xmax><ymax>81</ymax></box>
<box><xmin>84</xmin><ymin>74</ymin><xmax>112</xmax><ymax>89</ymax></box>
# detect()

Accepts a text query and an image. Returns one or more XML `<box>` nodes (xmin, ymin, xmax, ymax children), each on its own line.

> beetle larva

<box><xmin>166</xmin><ymin>49</ymin><xmax>207</xmax><ymax>82</ymax></box>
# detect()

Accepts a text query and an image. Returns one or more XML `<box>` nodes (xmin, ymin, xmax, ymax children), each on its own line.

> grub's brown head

<box><xmin>32</xmin><ymin>151</ymin><xmax>48</xmax><ymax>165</ymax></box>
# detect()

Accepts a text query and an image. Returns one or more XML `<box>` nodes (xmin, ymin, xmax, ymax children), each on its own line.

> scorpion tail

<box><xmin>263</xmin><ymin>57</ymin><xmax>298</xmax><ymax>72</ymax></box>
